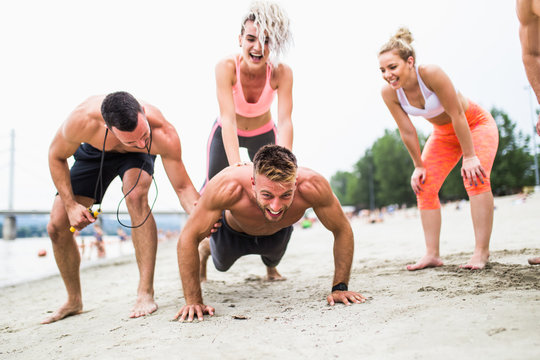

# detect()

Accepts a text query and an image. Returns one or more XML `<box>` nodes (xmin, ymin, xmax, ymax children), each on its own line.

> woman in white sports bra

<box><xmin>378</xmin><ymin>27</ymin><xmax>499</xmax><ymax>271</ymax></box>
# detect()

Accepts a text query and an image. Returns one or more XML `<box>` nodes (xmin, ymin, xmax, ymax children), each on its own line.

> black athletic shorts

<box><xmin>209</xmin><ymin>212</ymin><xmax>293</xmax><ymax>271</ymax></box>
<box><xmin>69</xmin><ymin>143</ymin><xmax>156</xmax><ymax>204</ymax></box>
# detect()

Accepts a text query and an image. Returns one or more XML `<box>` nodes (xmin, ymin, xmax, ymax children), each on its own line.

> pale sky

<box><xmin>0</xmin><ymin>0</ymin><xmax>533</xmax><ymax>211</ymax></box>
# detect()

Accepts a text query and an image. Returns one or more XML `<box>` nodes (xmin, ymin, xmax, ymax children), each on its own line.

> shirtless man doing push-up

<box><xmin>174</xmin><ymin>145</ymin><xmax>365</xmax><ymax>322</ymax></box>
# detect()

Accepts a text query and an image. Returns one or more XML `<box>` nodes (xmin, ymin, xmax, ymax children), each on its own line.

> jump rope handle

<box><xmin>69</xmin><ymin>209</ymin><xmax>100</xmax><ymax>232</ymax></box>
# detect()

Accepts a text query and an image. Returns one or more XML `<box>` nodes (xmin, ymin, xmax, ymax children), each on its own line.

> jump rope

<box><xmin>70</xmin><ymin>127</ymin><xmax>158</xmax><ymax>232</ymax></box>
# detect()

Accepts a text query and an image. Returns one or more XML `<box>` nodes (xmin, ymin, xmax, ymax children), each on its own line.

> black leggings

<box><xmin>202</xmin><ymin>119</ymin><xmax>277</xmax><ymax>190</ymax></box>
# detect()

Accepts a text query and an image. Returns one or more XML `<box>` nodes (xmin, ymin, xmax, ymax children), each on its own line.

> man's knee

<box><xmin>124</xmin><ymin>186</ymin><xmax>150</xmax><ymax>211</ymax></box>
<box><xmin>213</xmin><ymin>260</ymin><xmax>233</xmax><ymax>272</ymax></box>
<box><xmin>47</xmin><ymin>217</ymin><xmax>70</xmax><ymax>243</ymax></box>
<box><xmin>47</xmin><ymin>200</ymin><xmax>70</xmax><ymax>241</ymax></box>
<box><xmin>46</xmin><ymin>220</ymin><xmax>60</xmax><ymax>238</ymax></box>
<box><xmin>210</xmin><ymin>244</ymin><xmax>235</xmax><ymax>272</ymax></box>
<box><xmin>199</xmin><ymin>238</ymin><xmax>211</xmax><ymax>258</ymax></box>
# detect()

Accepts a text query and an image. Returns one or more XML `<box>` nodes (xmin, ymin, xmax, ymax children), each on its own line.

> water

<box><xmin>0</xmin><ymin>213</ymin><xmax>186</xmax><ymax>287</ymax></box>
<box><xmin>0</xmin><ymin>213</ymin><xmax>187</xmax><ymax>239</ymax></box>
<box><xmin>0</xmin><ymin>235</ymin><xmax>137</xmax><ymax>288</ymax></box>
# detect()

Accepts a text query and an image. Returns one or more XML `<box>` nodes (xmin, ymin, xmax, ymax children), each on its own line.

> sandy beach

<box><xmin>1</xmin><ymin>193</ymin><xmax>539</xmax><ymax>359</ymax></box>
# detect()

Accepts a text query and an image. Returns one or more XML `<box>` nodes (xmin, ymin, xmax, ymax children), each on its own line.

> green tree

<box><xmin>371</xmin><ymin>129</ymin><xmax>415</xmax><ymax>206</ymax></box>
<box><xmin>490</xmin><ymin>108</ymin><xmax>535</xmax><ymax>195</ymax></box>
<box><xmin>439</xmin><ymin>161</ymin><xmax>467</xmax><ymax>200</ymax></box>
<box><xmin>354</xmin><ymin>150</ymin><xmax>375</xmax><ymax>209</ymax></box>
<box><xmin>330</xmin><ymin>171</ymin><xmax>359</xmax><ymax>206</ymax></box>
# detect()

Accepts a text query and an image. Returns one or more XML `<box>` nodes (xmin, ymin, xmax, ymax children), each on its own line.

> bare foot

<box><xmin>265</xmin><ymin>267</ymin><xmax>286</xmax><ymax>281</ymax></box>
<box><xmin>199</xmin><ymin>238</ymin><xmax>211</xmax><ymax>282</ymax></box>
<box><xmin>528</xmin><ymin>257</ymin><xmax>540</xmax><ymax>265</ymax></box>
<box><xmin>41</xmin><ymin>300</ymin><xmax>83</xmax><ymax>324</ymax></box>
<box><xmin>406</xmin><ymin>255</ymin><xmax>443</xmax><ymax>271</ymax></box>
<box><xmin>460</xmin><ymin>252</ymin><xmax>489</xmax><ymax>270</ymax></box>
<box><xmin>129</xmin><ymin>293</ymin><xmax>158</xmax><ymax>318</ymax></box>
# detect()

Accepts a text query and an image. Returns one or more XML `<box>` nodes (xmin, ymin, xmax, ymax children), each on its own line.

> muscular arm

<box><xmin>216</xmin><ymin>58</ymin><xmax>242</xmax><ymax>165</ymax></box>
<box><xmin>175</xmin><ymin>172</ymin><xmax>244</xmax><ymax>320</ymax></box>
<box><xmin>177</xmin><ymin>200</ymin><xmax>222</xmax><ymax>305</ymax></box>
<box><xmin>300</xmin><ymin>172</ymin><xmax>364</xmax><ymax>305</ymax></box>
<box><xmin>150</xmin><ymin>113</ymin><xmax>199</xmax><ymax>214</ymax></box>
<box><xmin>49</xmin><ymin>127</ymin><xmax>80</xmax><ymax>208</ymax></box>
<box><xmin>275</xmin><ymin>64</ymin><xmax>293</xmax><ymax>150</ymax></box>
<box><xmin>519</xmin><ymin>0</ymin><xmax>540</xmax><ymax>102</ymax></box>
<box><xmin>307</xmin><ymin>176</ymin><xmax>353</xmax><ymax>286</ymax></box>
<box><xmin>517</xmin><ymin>0</ymin><xmax>540</xmax><ymax>135</ymax></box>
<box><xmin>48</xmin><ymin>107</ymin><xmax>98</xmax><ymax>229</ymax></box>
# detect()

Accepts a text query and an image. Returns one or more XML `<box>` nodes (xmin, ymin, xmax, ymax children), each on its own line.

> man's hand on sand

<box><xmin>327</xmin><ymin>291</ymin><xmax>366</xmax><ymax>306</ymax></box>
<box><xmin>174</xmin><ymin>304</ymin><xmax>215</xmax><ymax>322</ymax></box>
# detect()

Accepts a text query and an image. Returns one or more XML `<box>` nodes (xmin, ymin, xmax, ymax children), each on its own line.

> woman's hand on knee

<box><xmin>411</xmin><ymin>167</ymin><xmax>426</xmax><ymax>194</ymax></box>
<box><xmin>461</xmin><ymin>156</ymin><xmax>486</xmax><ymax>186</ymax></box>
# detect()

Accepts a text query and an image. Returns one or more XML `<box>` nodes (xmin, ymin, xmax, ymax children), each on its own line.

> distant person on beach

<box><xmin>116</xmin><ymin>227</ymin><xmax>131</xmax><ymax>255</ymax></box>
<box><xmin>378</xmin><ymin>27</ymin><xmax>499</xmax><ymax>270</ymax></box>
<box><xmin>74</xmin><ymin>229</ymin><xmax>87</xmax><ymax>258</ymax></box>
<box><xmin>91</xmin><ymin>223</ymin><xmax>106</xmax><ymax>258</ymax></box>
<box><xmin>517</xmin><ymin>0</ymin><xmax>540</xmax><ymax>265</ymax></box>
<box><xmin>202</xmin><ymin>0</ymin><xmax>293</xmax><ymax>190</ymax></box>
<box><xmin>174</xmin><ymin>145</ymin><xmax>365</xmax><ymax>322</ymax></box>
<box><xmin>117</xmin><ymin>227</ymin><xmax>129</xmax><ymax>242</ymax></box>
<box><xmin>44</xmin><ymin>91</ymin><xmax>200</xmax><ymax>324</ymax></box>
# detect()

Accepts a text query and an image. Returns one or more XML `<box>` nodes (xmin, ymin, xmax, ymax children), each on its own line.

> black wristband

<box><xmin>331</xmin><ymin>282</ymin><xmax>348</xmax><ymax>292</ymax></box>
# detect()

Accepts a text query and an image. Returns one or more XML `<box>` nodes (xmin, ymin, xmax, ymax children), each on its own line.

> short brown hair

<box><xmin>253</xmin><ymin>145</ymin><xmax>297</xmax><ymax>182</ymax></box>
<box><xmin>101</xmin><ymin>91</ymin><xmax>143</xmax><ymax>131</ymax></box>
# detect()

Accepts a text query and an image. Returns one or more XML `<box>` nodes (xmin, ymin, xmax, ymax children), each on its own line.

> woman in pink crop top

<box><xmin>203</xmin><ymin>1</ymin><xmax>294</xmax><ymax>189</ymax></box>
<box><xmin>378</xmin><ymin>27</ymin><xmax>499</xmax><ymax>271</ymax></box>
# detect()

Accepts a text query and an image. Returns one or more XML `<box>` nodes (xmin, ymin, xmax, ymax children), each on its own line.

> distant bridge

<box><xmin>0</xmin><ymin>210</ymin><xmax>187</xmax><ymax>240</ymax></box>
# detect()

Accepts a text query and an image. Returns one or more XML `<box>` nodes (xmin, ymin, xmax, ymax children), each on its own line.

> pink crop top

<box><xmin>232</xmin><ymin>55</ymin><xmax>276</xmax><ymax>117</ymax></box>
<box><xmin>396</xmin><ymin>66</ymin><xmax>445</xmax><ymax>119</ymax></box>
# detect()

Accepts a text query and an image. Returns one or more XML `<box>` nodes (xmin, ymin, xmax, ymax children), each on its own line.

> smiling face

<box><xmin>110</xmin><ymin>112</ymin><xmax>151</xmax><ymax>150</ymax></box>
<box><xmin>378</xmin><ymin>50</ymin><xmax>415</xmax><ymax>89</ymax></box>
<box><xmin>252</xmin><ymin>173</ymin><xmax>296</xmax><ymax>222</ymax></box>
<box><xmin>239</xmin><ymin>20</ymin><xmax>270</xmax><ymax>67</ymax></box>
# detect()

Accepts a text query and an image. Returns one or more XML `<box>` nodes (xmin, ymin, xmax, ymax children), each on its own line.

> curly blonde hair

<box><xmin>241</xmin><ymin>0</ymin><xmax>293</xmax><ymax>64</ymax></box>
<box><xmin>379</xmin><ymin>27</ymin><xmax>416</xmax><ymax>62</ymax></box>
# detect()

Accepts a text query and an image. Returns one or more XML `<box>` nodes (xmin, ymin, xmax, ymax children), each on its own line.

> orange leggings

<box><xmin>417</xmin><ymin>101</ymin><xmax>499</xmax><ymax>210</ymax></box>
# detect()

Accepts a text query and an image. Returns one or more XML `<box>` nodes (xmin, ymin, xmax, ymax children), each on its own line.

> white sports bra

<box><xmin>396</xmin><ymin>66</ymin><xmax>445</xmax><ymax>118</ymax></box>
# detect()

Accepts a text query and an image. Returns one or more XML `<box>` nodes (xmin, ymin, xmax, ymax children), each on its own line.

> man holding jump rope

<box><xmin>43</xmin><ymin>91</ymin><xmax>200</xmax><ymax>323</ymax></box>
